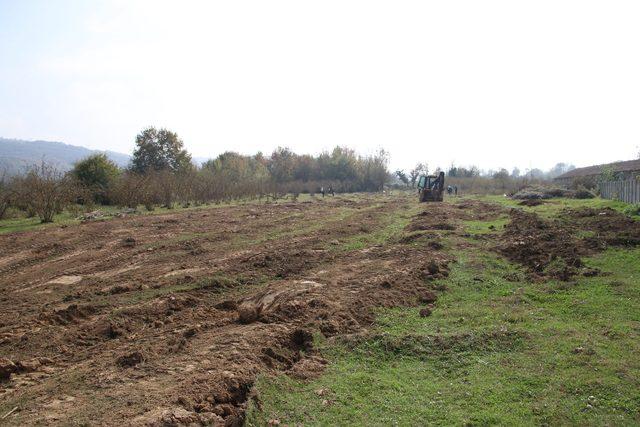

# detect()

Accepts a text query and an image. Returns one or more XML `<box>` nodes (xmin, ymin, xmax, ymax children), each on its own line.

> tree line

<box><xmin>0</xmin><ymin>127</ymin><xmax>390</xmax><ymax>223</ymax></box>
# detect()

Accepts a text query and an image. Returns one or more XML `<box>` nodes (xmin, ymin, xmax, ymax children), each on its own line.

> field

<box><xmin>0</xmin><ymin>193</ymin><xmax>639</xmax><ymax>425</ymax></box>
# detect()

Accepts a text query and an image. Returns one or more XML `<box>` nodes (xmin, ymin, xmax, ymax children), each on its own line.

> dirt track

<box><xmin>0</xmin><ymin>194</ymin><xmax>492</xmax><ymax>425</ymax></box>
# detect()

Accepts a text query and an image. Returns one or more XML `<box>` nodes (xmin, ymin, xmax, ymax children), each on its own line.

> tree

<box><xmin>131</xmin><ymin>127</ymin><xmax>192</xmax><ymax>174</ymax></box>
<box><xmin>71</xmin><ymin>154</ymin><xmax>120</xmax><ymax>203</ymax></box>
<box><xmin>395</xmin><ymin>170</ymin><xmax>409</xmax><ymax>186</ymax></box>
<box><xmin>409</xmin><ymin>163</ymin><xmax>427</xmax><ymax>187</ymax></box>
<box><xmin>0</xmin><ymin>172</ymin><xmax>14</xmax><ymax>220</ymax></box>
<box><xmin>548</xmin><ymin>162</ymin><xmax>575</xmax><ymax>179</ymax></box>
<box><xmin>268</xmin><ymin>147</ymin><xmax>296</xmax><ymax>183</ymax></box>
<box><xmin>16</xmin><ymin>162</ymin><xmax>75</xmax><ymax>223</ymax></box>
<box><xmin>493</xmin><ymin>168</ymin><xmax>510</xmax><ymax>190</ymax></box>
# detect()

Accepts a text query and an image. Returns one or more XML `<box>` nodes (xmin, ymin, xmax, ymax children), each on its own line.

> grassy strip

<box><xmin>333</xmin><ymin>202</ymin><xmax>421</xmax><ymax>252</ymax></box>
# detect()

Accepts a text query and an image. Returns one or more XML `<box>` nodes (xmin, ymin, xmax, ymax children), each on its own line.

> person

<box><xmin>447</xmin><ymin>185</ymin><xmax>453</xmax><ymax>195</ymax></box>
<box><xmin>320</xmin><ymin>186</ymin><xmax>325</xmax><ymax>197</ymax></box>
<box><xmin>328</xmin><ymin>185</ymin><xmax>335</xmax><ymax>196</ymax></box>
<box><xmin>454</xmin><ymin>185</ymin><xmax>458</xmax><ymax>196</ymax></box>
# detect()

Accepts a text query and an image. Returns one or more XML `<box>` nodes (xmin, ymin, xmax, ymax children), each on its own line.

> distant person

<box><xmin>320</xmin><ymin>186</ymin><xmax>325</xmax><ymax>197</ymax></box>
<box><xmin>447</xmin><ymin>185</ymin><xmax>453</xmax><ymax>195</ymax></box>
<box><xmin>328</xmin><ymin>185</ymin><xmax>335</xmax><ymax>196</ymax></box>
<box><xmin>454</xmin><ymin>185</ymin><xmax>458</xmax><ymax>196</ymax></box>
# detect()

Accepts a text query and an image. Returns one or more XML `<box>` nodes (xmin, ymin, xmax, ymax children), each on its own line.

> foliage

<box><xmin>623</xmin><ymin>203</ymin><xmax>640</xmax><ymax>216</ymax></box>
<box><xmin>447</xmin><ymin>164</ymin><xmax>480</xmax><ymax>178</ymax></box>
<box><xmin>599</xmin><ymin>165</ymin><xmax>616</xmax><ymax>183</ymax></box>
<box><xmin>131</xmin><ymin>127</ymin><xmax>192</xmax><ymax>174</ymax></box>
<box><xmin>71</xmin><ymin>154</ymin><xmax>120</xmax><ymax>203</ymax></box>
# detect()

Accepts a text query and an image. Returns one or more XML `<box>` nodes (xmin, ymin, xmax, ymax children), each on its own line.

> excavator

<box><xmin>417</xmin><ymin>171</ymin><xmax>445</xmax><ymax>202</ymax></box>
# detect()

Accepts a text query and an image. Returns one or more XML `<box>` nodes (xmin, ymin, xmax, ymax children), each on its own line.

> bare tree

<box><xmin>17</xmin><ymin>162</ymin><xmax>75</xmax><ymax>223</ymax></box>
<box><xmin>0</xmin><ymin>171</ymin><xmax>14</xmax><ymax>220</ymax></box>
<box><xmin>409</xmin><ymin>163</ymin><xmax>427</xmax><ymax>188</ymax></box>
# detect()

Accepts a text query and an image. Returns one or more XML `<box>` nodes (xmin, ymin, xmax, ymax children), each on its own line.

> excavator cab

<box><xmin>417</xmin><ymin>171</ymin><xmax>445</xmax><ymax>202</ymax></box>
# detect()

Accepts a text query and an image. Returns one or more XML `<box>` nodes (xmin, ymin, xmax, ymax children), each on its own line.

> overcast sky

<box><xmin>1</xmin><ymin>0</ymin><xmax>639</xmax><ymax>171</ymax></box>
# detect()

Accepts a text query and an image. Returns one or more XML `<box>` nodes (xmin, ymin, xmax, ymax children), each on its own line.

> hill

<box><xmin>0</xmin><ymin>138</ymin><xmax>131</xmax><ymax>175</ymax></box>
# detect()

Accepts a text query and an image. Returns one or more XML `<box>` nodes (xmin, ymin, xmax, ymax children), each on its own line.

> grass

<box><xmin>246</xmin><ymin>196</ymin><xmax>640</xmax><ymax>426</ymax></box>
<box><xmin>463</xmin><ymin>215</ymin><xmax>509</xmax><ymax>235</ymax></box>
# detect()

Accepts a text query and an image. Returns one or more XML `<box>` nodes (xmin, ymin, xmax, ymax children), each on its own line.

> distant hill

<box><xmin>0</xmin><ymin>138</ymin><xmax>131</xmax><ymax>175</ymax></box>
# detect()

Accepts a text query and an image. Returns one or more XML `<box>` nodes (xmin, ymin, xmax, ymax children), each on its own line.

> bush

<box><xmin>0</xmin><ymin>172</ymin><xmax>14</xmax><ymax>220</ymax></box>
<box><xmin>109</xmin><ymin>172</ymin><xmax>154</xmax><ymax>209</ymax></box>
<box><xmin>573</xmin><ymin>186</ymin><xmax>595</xmax><ymax>199</ymax></box>
<box><xmin>71</xmin><ymin>154</ymin><xmax>120</xmax><ymax>204</ymax></box>
<box><xmin>15</xmin><ymin>162</ymin><xmax>76</xmax><ymax>223</ymax></box>
<box><xmin>512</xmin><ymin>185</ymin><xmax>573</xmax><ymax>200</ymax></box>
<box><xmin>623</xmin><ymin>203</ymin><xmax>640</xmax><ymax>216</ymax></box>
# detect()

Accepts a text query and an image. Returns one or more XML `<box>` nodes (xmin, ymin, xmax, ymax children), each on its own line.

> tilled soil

<box><xmin>497</xmin><ymin>206</ymin><xmax>640</xmax><ymax>280</ymax></box>
<box><xmin>0</xmin><ymin>195</ymin><xmax>488</xmax><ymax>426</ymax></box>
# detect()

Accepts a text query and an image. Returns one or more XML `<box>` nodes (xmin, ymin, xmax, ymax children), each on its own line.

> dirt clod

<box><xmin>0</xmin><ymin>358</ymin><xmax>17</xmax><ymax>381</ymax></box>
<box><xmin>122</xmin><ymin>237</ymin><xmax>136</xmax><ymax>247</ymax></box>
<box><xmin>237</xmin><ymin>303</ymin><xmax>260</xmax><ymax>324</ymax></box>
<box><xmin>419</xmin><ymin>307</ymin><xmax>432</xmax><ymax>317</ymax></box>
<box><xmin>418</xmin><ymin>290</ymin><xmax>437</xmax><ymax>304</ymax></box>
<box><xmin>116</xmin><ymin>351</ymin><xmax>145</xmax><ymax>368</ymax></box>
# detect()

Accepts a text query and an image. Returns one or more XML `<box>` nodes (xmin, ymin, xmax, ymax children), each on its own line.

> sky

<box><xmin>1</xmin><ymin>0</ymin><xmax>639</xmax><ymax>172</ymax></box>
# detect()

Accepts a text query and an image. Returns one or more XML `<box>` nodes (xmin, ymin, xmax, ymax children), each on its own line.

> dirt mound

<box><xmin>561</xmin><ymin>207</ymin><xmax>640</xmax><ymax>246</ymax></box>
<box><xmin>512</xmin><ymin>186</ymin><xmax>571</xmax><ymax>200</ymax></box>
<box><xmin>497</xmin><ymin>209</ymin><xmax>586</xmax><ymax>280</ymax></box>
<box><xmin>43</xmin><ymin>304</ymin><xmax>97</xmax><ymax>325</ymax></box>
<box><xmin>453</xmin><ymin>199</ymin><xmax>506</xmax><ymax>221</ymax></box>
<box><xmin>497</xmin><ymin>207</ymin><xmax>640</xmax><ymax>280</ymax></box>
<box><xmin>245</xmin><ymin>249</ymin><xmax>329</xmax><ymax>278</ymax></box>
<box><xmin>518</xmin><ymin>199</ymin><xmax>545</xmax><ymax>207</ymax></box>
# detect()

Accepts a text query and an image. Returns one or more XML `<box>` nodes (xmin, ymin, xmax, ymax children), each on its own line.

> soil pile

<box><xmin>497</xmin><ymin>209</ymin><xmax>585</xmax><ymax>280</ymax></box>
<box><xmin>497</xmin><ymin>207</ymin><xmax>640</xmax><ymax>280</ymax></box>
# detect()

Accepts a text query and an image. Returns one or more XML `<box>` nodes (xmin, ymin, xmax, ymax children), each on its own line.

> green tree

<box><xmin>72</xmin><ymin>154</ymin><xmax>120</xmax><ymax>203</ymax></box>
<box><xmin>131</xmin><ymin>127</ymin><xmax>192</xmax><ymax>174</ymax></box>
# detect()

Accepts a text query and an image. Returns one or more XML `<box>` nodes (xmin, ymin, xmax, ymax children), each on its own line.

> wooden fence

<box><xmin>599</xmin><ymin>179</ymin><xmax>640</xmax><ymax>204</ymax></box>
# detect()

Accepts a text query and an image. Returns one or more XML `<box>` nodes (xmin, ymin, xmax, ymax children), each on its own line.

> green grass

<box><xmin>247</xmin><ymin>197</ymin><xmax>640</xmax><ymax>426</ymax></box>
<box><xmin>463</xmin><ymin>215</ymin><xmax>509</xmax><ymax>235</ymax></box>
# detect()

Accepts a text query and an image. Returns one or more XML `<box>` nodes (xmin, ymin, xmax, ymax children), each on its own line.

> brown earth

<box><xmin>0</xmin><ymin>195</ymin><xmax>496</xmax><ymax>426</ymax></box>
<box><xmin>497</xmin><ymin>206</ymin><xmax>640</xmax><ymax>280</ymax></box>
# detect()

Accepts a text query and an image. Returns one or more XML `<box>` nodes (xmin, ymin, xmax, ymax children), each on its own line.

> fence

<box><xmin>599</xmin><ymin>179</ymin><xmax>640</xmax><ymax>204</ymax></box>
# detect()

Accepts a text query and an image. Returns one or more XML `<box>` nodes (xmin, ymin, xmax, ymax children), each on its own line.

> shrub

<box><xmin>623</xmin><ymin>203</ymin><xmax>640</xmax><ymax>216</ymax></box>
<box><xmin>16</xmin><ymin>162</ymin><xmax>76</xmax><ymax>223</ymax></box>
<box><xmin>573</xmin><ymin>186</ymin><xmax>595</xmax><ymax>199</ymax></box>
<box><xmin>71</xmin><ymin>154</ymin><xmax>120</xmax><ymax>204</ymax></box>
<box><xmin>0</xmin><ymin>172</ymin><xmax>14</xmax><ymax>220</ymax></box>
